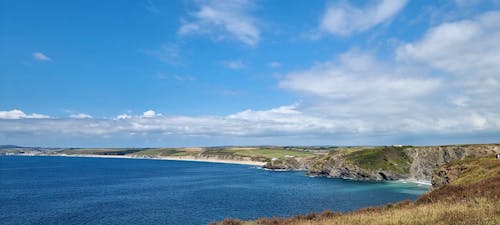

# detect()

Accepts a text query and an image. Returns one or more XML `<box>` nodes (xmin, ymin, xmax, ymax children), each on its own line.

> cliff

<box><xmin>405</xmin><ymin>144</ymin><xmax>500</xmax><ymax>181</ymax></box>
<box><xmin>431</xmin><ymin>156</ymin><xmax>500</xmax><ymax>188</ymax></box>
<box><xmin>264</xmin><ymin>144</ymin><xmax>500</xmax><ymax>182</ymax></box>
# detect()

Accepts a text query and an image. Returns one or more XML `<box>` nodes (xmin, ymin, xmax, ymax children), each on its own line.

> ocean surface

<box><xmin>0</xmin><ymin>156</ymin><xmax>429</xmax><ymax>225</ymax></box>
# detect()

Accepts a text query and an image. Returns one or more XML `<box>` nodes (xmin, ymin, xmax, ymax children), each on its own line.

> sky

<box><xmin>1</xmin><ymin>0</ymin><xmax>500</xmax><ymax>147</ymax></box>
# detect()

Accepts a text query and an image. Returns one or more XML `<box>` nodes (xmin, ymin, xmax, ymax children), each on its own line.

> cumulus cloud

<box><xmin>280</xmin><ymin>51</ymin><xmax>441</xmax><ymax>113</ymax></box>
<box><xmin>69</xmin><ymin>113</ymin><xmax>92</xmax><ymax>119</ymax></box>
<box><xmin>0</xmin><ymin>109</ymin><xmax>49</xmax><ymax>119</ymax></box>
<box><xmin>397</xmin><ymin>11</ymin><xmax>500</xmax><ymax>113</ymax></box>
<box><xmin>178</xmin><ymin>0</ymin><xmax>260</xmax><ymax>46</ymax></box>
<box><xmin>32</xmin><ymin>52</ymin><xmax>52</xmax><ymax>61</ymax></box>
<box><xmin>277</xmin><ymin>11</ymin><xmax>500</xmax><ymax>136</ymax></box>
<box><xmin>142</xmin><ymin>110</ymin><xmax>158</xmax><ymax>118</ymax></box>
<box><xmin>116</xmin><ymin>114</ymin><xmax>132</xmax><ymax>120</ymax></box>
<box><xmin>1</xmin><ymin>104</ymin><xmax>498</xmax><ymax>147</ymax></box>
<box><xmin>397</xmin><ymin>11</ymin><xmax>500</xmax><ymax>78</ymax></box>
<box><xmin>320</xmin><ymin>0</ymin><xmax>408</xmax><ymax>36</ymax></box>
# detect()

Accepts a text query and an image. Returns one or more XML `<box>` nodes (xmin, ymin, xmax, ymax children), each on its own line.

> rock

<box><xmin>405</xmin><ymin>144</ymin><xmax>500</xmax><ymax>181</ymax></box>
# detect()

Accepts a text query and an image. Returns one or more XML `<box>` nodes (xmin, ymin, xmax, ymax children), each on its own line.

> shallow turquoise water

<box><xmin>0</xmin><ymin>156</ymin><xmax>429</xmax><ymax>225</ymax></box>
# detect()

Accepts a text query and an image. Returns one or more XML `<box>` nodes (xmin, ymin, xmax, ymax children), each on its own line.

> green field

<box><xmin>328</xmin><ymin>146</ymin><xmax>412</xmax><ymax>174</ymax></box>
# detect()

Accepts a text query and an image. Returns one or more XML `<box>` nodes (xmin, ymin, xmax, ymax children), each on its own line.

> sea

<box><xmin>0</xmin><ymin>156</ymin><xmax>429</xmax><ymax>225</ymax></box>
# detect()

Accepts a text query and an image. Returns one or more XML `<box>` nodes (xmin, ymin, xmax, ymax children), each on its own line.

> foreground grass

<box><xmin>227</xmin><ymin>199</ymin><xmax>498</xmax><ymax>225</ymax></box>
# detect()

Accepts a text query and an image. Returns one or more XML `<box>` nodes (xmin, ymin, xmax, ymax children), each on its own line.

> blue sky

<box><xmin>1</xmin><ymin>0</ymin><xmax>500</xmax><ymax>147</ymax></box>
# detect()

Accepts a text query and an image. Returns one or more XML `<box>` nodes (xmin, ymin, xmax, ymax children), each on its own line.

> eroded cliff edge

<box><xmin>264</xmin><ymin>144</ymin><xmax>500</xmax><ymax>182</ymax></box>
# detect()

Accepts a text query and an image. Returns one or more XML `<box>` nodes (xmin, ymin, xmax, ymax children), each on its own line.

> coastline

<box><xmin>32</xmin><ymin>154</ymin><xmax>267</xmax><ymax>166</ymax></box>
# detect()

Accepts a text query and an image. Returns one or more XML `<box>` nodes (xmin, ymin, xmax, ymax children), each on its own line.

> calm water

<box><xmin>0</xmin><ymin>156</ymin><xmax>429</xmax><ymax>225</ymax></box>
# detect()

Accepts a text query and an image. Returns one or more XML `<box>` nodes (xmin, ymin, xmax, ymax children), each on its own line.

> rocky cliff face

<box><xmin>263</xmin><ymin>157</ymin><xmax>313</xmax><ymax>170</ymax></box>
<box><xmin>265</xmin><ymin>144</ymin><xmax>500</xmax><ymax>183</ymax></box>
<box><xmin>405</xmin><ymin>144</ymin><xmax>500</xmax><ymax>181</ymax></box>
<box><xmin>431</xmin><ymin>156</ymin><xmax>500</xmax><ymax>188</ymax></box>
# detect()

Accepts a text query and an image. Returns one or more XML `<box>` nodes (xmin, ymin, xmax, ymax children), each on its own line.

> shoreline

<box><xmin>30</xmin><ymin>154</ymin><xmax>267</xmax><ymax>166</ymax></box>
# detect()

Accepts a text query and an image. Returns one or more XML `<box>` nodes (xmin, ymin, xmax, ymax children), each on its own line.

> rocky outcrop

<box><xmin>431</xmin><ymin>164</ymin><xmax>468</xmax><ymax>188</ymax></box>
<box><xmin>306</xmin><ymin>154</ymin><xmax>408</xmax><ymax>181</ymax></box>
<box><xmin>405</xmin><ymin>144</ymin><xmax>500</xmax><ymax>182</ymax></box>
<box><xmin>263</xmin><ymin>156</ymin><xmax>314</xmax><ymax>170</ymax></box>
<box><xmin>268</xmin><ymin>144</ymin><xmax>500</xmax><ymax>183</ymax></box>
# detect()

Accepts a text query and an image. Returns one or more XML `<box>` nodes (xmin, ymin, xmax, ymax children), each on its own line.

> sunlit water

<box><xmin>0</xmin><ymin>156</ymin><xmax>429</xmax><ymax>225</ymax></box>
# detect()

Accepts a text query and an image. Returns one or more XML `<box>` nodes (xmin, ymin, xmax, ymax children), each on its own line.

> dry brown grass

<box><xmin>417</xmin><ymin>176</ymin><xmax>500</xmax><ymax>204</ymax></box>
<box><xmin>213</xmin><ymin>198</ymin><xmax>499</xmax><ymax>225</ymax></box>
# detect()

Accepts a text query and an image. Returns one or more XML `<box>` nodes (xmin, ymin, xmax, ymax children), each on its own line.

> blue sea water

<box><xmin>0</xmin><ymin>156</ymin><xmax>429</xmax><ymax>225</ymax></box>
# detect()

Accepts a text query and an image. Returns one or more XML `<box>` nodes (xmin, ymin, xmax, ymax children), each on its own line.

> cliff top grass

<box><xmin>339</xmin><ymin>146</ymin><xmax>412</xmax><ymax>174</ymax></box>
<box><xmin>437</xmin><ymin>156</ymin><xmax>500</xmax><ymax>186</ymax></box>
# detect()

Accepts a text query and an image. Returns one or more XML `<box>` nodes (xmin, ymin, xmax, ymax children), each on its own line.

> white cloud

<box><xmin>223</xmin><ymin>60</ymin><xmax>245</xmax><ymax>69</ymax></box>
<box><xmin>320</xmin><ymin>0</ymin><xmax>408</xmax><ymax>36</ymax></box>
<box><xmin>69</xmin><ymin>113</ymin><xmax>92</xmax><ymax>119</ymax></box>
<box><xmin>1</xmin><ymin>103</ymin><xmax>499</xmax><ymax>146</ymax></box>
<box><xmin>397</xmin><ymin>11</ymin><xmax>500</xmax><ymax>78</ymax></box>
<box><xmin>142</xmin><ymin>110</ymin><xmax>157</xmax><ymax>118</ymax></box>
<box><xmin>0</xmin><ymin>109</ymin><xmax>49</xmax><ymax>119</ymax></box>
<box><xmin>397</xmin><ymin>11</ymin><xmax>500</xmax><ymax>112</ymax></box>
<box><xmin>116</xmin><ymin>114</ymin><xmax>132</xmax><ymax>120</ymax></box>
<box><xmin>32</xmin><ymin>52</ymin><xmax>52</xmax><ymax>61</ymax></box>
<box><xmin>280</xmin><ymin>51</ymin><xmax>440</xmax><ymax>102</ymax></box>
<box><xmin>178</xmin><ymin>0</ymin><xmax>260</xmax><ymax>46</ymax></box>
<box><xmin>278</xmin><ymin>46</ymin><xmax>500</xmax><ymax>134</ymax></box>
